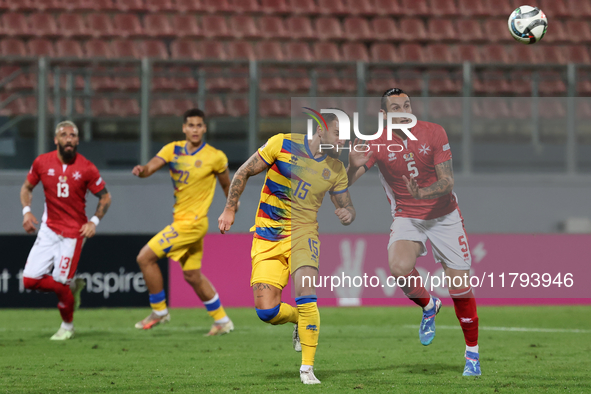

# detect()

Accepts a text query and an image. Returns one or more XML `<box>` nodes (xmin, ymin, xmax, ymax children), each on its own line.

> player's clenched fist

<box><xmin>79</xmin><ymin>222</ymin><xmax>97</xmax><ymax>238</ymax></box>
<box><xmin>131</xmin><ymin>165</ymin><xmax>145</xmax><ymax>177</ymax></box>
<box><xmin>218</xmin><ymin>208</ymin><xmax>235</xmax><ymax>234</ymax></box>
<box><xmin>22</xmin><ymin>212</ymin><xmax>38</xmax><ymax>234</ymax></box>
<box><xmin>335</xmin><ymin>207</ymin><xmax>353</xmax><ymax>226</ymax></box>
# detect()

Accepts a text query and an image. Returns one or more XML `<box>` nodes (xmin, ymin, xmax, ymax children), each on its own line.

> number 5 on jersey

<box><xmin>407</xmin><ymin>161</ymin><xmax>419</xmax><ymax>178</ymax></box>
<box><xmin>57</xmin><ymin>183</ymin><xmax>69</xmax><ymax>198</ymax></box>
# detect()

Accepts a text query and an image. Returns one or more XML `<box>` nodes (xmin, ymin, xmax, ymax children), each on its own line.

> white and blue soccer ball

<box><xmin>508</xmin><ymin>5</ymin><xmax>548</xmax><ymax>44</ymax></box>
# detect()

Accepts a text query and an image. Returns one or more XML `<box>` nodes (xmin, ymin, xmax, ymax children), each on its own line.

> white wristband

<box><xmin>90</xmin><ymin>216</ymin><xmax>100</xmax><ymax>226</ymax></box>
<box><xmin>22</xmin><ymin>206</ymin><xmax>31</xmax><ymax>216</ymax></box>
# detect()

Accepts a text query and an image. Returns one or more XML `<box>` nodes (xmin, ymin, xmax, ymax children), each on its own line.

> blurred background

<box><xmin>0</xmin><ymin>0</ymin><xmax>590</xmax><ymax>238</ymax></box>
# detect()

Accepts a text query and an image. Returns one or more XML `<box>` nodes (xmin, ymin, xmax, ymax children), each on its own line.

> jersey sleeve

<box><xmin>213</xmin><ymin>150</ymin><xmax>229</xmax><ymax>174</ymax></box>
<box><xmin>329</xmin><ymin>164</ymin><xmax>349</xmax><ymax>195</ymax></box>
<box><xmin>257</xmin><ymin>133</ymin><xmax>283</xmax><ymax>165</ymax></box>
<box><xmin>26</xmin><ymin>157</ymin><xmax>41</xmax><ymax>186</ymax></box>
<box><xmin>86</xmin><ymin>163</ymin><xmax>106</xmax><ymax>194</ymax></box>
<box><xmin>155</xmin><ymin>142</ymin><xmax>175</xmax><ymax>164</ymax></box>
<box><xmin>432</xmin><ymin>125</ymin><xmax>453</xmax><ymax>166</ymax></box>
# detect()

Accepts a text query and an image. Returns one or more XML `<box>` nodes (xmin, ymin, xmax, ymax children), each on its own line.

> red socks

<box><xmin>398</xmin><ymin>268</ymin><xmax>431</xmax><ymax>308</ymax></box>
<box><xmin>24</xmin><ymin>275</ymin><xmax>74</xmax><ymax>323</ymax></box>
<box><xmin>449</xmin><ymin>286</ymin><xmax>479</xmax><ymax>347</ymax></box>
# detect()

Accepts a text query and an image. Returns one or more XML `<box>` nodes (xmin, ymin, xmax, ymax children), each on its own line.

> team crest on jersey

<box><xmin>59</xmin><ymin>175</ymin><xmax>68</xmax><ymax>183</ymax></box>
<box><xmin>388</xmin><ymin>152</ymin><xmax>397</xmax><ymax>161</ymax></box>
<box><xmin>403</xmin><ymin>152</ymin><xmax>414</xmax><ymax>162</ymax></box>
<box><xmin>419</xmin><ymin>144</ymin><xmax>431</xmax><ymax>155</ymax></box>
<box><xmin>289</xmin><ymin>155</ymin><xmax>298</xmax><ymax>165</ymax></box>
<box><xmin>73</xmin><ymin>171</ymin><xmax>81</xmax><ymax>180</ymax></box>
<box><xmin>48</xmin><ymin>168</ymin><xmax>55</xmax><ymax>176</ymax></box>
<box><xmin>322</xmin><ymin>168</ymin><xmax>331</xmax><ymax>180</ymax></box>
<box><xmin>194</xmin><ymin>160</ymin><xmax>202</xmax><ymax>168</ymax></box>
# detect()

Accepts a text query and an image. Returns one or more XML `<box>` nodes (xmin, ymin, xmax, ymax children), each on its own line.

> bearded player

<box><xmin>218</xmin><ymin>112</ymin><xmax>356</xmax><ymax>385</ymax></box>
<box><xmin>347</xmin><ymin>89</ymin><xmax>481</xmax><ymax>376</ymax></box>
<box><xmin>132</xmin><ymin>109</ymin><xmax>234</xmax><ymax>336</ymax></box>
<box><xmin>21</xmin><ymin>121</ymin><xmax>111</xmax><ymax>340</ymax></box>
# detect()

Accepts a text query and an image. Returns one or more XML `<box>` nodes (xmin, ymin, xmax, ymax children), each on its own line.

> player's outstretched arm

<box><xmin>347</xmin><ymin>138</ymin><xmax>372</xmax><ymax>187</ymax></box>
<box><xmin>218</xmin><ymin>152</ymin><xmax>269</xmax><ymax>234</ymax></box>
<box><xmin>80</xmin><ymin>188</ymin><xmax>112</xmax><ymax>238</ymax></box>
<box><xmin>20</xmin><ymin>179</ymin><xmax>38</xmax><ymax>234</ymax></box>
<box><xmin>216</xmin><ymin>168</ymin><xmax>241</xmax><ymax>212</ymax></box>
<box><xmin>132</xmin><ymin>156</ymin><xmax>166</xmax><ymax>178</ymax></box>
<box><xmin>403</xmin><ymin>159</ymin><xmax>455</xmax><ymax>200</ymax></box>
<box><xmin>330</xmin><ymin>190</ymin><xmax>356</xmax><ymax>226</ymax></box>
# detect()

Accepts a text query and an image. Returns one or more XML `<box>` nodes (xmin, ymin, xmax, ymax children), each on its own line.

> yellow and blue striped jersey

<box><xmin>251</xmin><ymin>133</ymin><xmax>348</xmax><ymax>242</ymax></box>
<box><xmin>156</xmin><ymin>141</ymin><xmax>228</xmax><ymax>222</ymax></box>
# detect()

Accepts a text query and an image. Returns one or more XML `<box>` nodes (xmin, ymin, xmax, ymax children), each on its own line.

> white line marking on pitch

<box><xmin>402</xmin><ymin>325</ymin><xmax>591</xmax><ymax>333</ymax></box>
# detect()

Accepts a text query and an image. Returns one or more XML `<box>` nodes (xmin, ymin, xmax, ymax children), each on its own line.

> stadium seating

<box><xmin>171</xmin><ymin>15</ymin><xmax>203</xmax><ymax>39</ymax></box>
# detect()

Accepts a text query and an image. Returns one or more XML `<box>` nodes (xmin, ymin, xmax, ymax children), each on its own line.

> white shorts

<box><xmin>23</xmin><ymin>223</ymin><xmax>84</xmax><ymax>284</ymax></box>
<box><xmin>388</xmin><ymin>209</ymin><xmax>472</xmax><ymax>270</ymax></box>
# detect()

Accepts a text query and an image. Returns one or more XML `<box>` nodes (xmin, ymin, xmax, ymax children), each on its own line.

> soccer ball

<box><xmin>508</xmin><ymin>5</ymin><xmax>548</xmax><ymax>44</ymax></box>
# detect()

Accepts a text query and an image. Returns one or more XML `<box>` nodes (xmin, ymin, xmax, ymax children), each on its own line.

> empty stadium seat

<box><xmin>113</xmin><ymin>0</ymin><xmax>147</xmax><ymax>12</ymax></box>
<box><xmin>259</xmin><ymin>67</ymin><xmax>288</xmax><ymax>92</ymax></box>
<box><xmin>171</xmin><ymin>39</ymin><xmax>201</xmax><ymax>60</ymax></box>
<box><xmin>145</xmin><ymin>0</ymin><xmax>176</xmax><ymax>12</ymax></box>
<box><xmin>259</xmin><ymin>98</ymin><xmax>289</xmax><ymax>117</ymax></box>
<box><xmin>342</xmin><ymin>42</ymin><xmax>369</xmax><ymax>62</ymax></box>
<box><xmin>205</xmin><ymin>97</ymin><xmax>227</xmax><ymax>117</ymax></box>
<box><xmin>27</xmin><ymin>38</ymin><xmax>55</xmax><ymax>57</ymax></box>
<box><xmin>255</xmin><ymin>41</ymin><xmax>284</xmax><ymax>60</ymax></box>
<box><xmin>564</xmin><ymin>46</ymin><xmax>591</xmax><ymax>64</ymax></box>
<box><xmin>113</xmin><ymin>14</ymin><xmax>144</xmax><ymax>38</ymax></box>
<box><xmin>230</xmin><ymin>15</ymin><xmax>262</xmax><ymax>39</ymax></box>
<box><xmin>111</xmin><ymin>39</ymin><xmax>141</xmax><ymax>58</ymax></box>
<box><xmin>481</xmin><ymin>44</ymin><xmax>513</xmax><ymax>64</ymax></box>
<box><xmin>399</xmin><ymin>19</ymin><xmax>428</xmax><ymax>42</ymax></box>
<box><xmin>151</xmin><ymin>67</ymin><xmax>175</xmax><ymax>91</ymax></box>
<box><xmin>426</xmin><ymin>44</ymin><xmax>455</xmax><ymax>63</ymax></box>
<box><xmin>229</xmin><ymin>0</ymin><xmax>261</xmax><ymax>13</ymax></box>
<box><xmin>482</xmin><ymin>0</ymin><xmax>512</xmax><ymax>17</ymax></box>
<box><xmin>457</xmin><ymin>45</ymin><xmax>483</xmax><ymax>63</ymax></box>
<box><xmin>201</xmin><ymin>41</ymin><xmax>228</xmax><ymax>59</ymax></box>
<box><xmin>285</xmin><ymin>68</ymin><xmax>311</xmax><ymax>92</ymax></box>
<box><xmin>174</xmin><ymin>0</ymin><xmax>205</xmax><ymax>13</ymax></box>
<box><xmin>81</xmin><ymin>0</ymin><xmax>116</xmax><ymax>11</ymax></box>
<box><xmin>366</xmin><ymin>69</ymin><xmax>398</xmax><ymax>93</ymax></box>
<box><xmin>370</xmin><ymin>43</ymin><xmax>399</xmax><ymax>62</ymax></box>
<box><xmin>88</xmin><ymin>14</ymin><xmax>116</xmax><ymax>38</ymax></box>
<box><xmin>36</xmin><ymin>0</ymin><xmax>68</xmax><ymax>12</ymax></box>
<box><xmin>399</xmin><ymin>44</ymin><xmax>427</xmax><ymax>63</ymax></box>
<box><xmin>57</xmin><ymin>14</ymin><xmax>91</xmax><ymax>38</ymax></box>
<box><xmin>85</xmin><ymin>39</ymin><xmax>113</xmax><ymax>58</ymax></box>
<box><xmin>345</xmin><ymin>0</ymin><xmax>377</xmax><ymax>16</ymax></box>
<box><xmin>427</xmin><ymin>19</ymin><xmax>458</xmax><ymax>42</ymax></box>
<box><xmin>372</xmin><ymin>17</ymin><xmax>400</xmax><ymax>41</ymax></box>
<box><xmin>168</xmin><ymin>66</ymin><xmax>199</xmax><ymax>91</ymax></box>
<box><xmin>0</xmin><ymin>65</ymin><xmax>35</xmax><ymax>90</ymax></box>
<box><xmin>2</xmin><ymin>12</ymin><xmax>32</xmax><ymax>37</ymax></box>
<box><xmin>29</xmin><ymin>13</ymin><xmax>59</xmax><ymax>38</ymax></box>
<box><xmin>144</xmin><ymin>14</ymin><xmax>175</xmax><ymax>38</ymax></box>
<box><xmin>566</xmin><ymin>0</ymin><xmax>591</xmax><ymax>18</ymax></box>
<box><xmin>544</xmin><ymin>21</ymin><xmax>568</xmax><ymax>44</ymax></box>
<box><xmin>0</xmin><ymin>38</ymin><xmax>27</xmax><ymax>57</ymax></box>
<box><xmin>317</xmin><ymin>69</ymin><xmax>349</xmax><ymax>93</ymax></box>
<box><xmin>56</xmin><ymin>39</ymin><xmax>84</xmax><ymax>58</ymax></box>
<box><xmin>542</xmin><ymin>46</ymin><xmax>567</xmax><ymax>64</ymax></box>
<box><xmin>259</xmin><ymin>16</ymin><xmax>289</xmax><ymax>40</ymax></box>
<box><xmin>428</xmin><ymin>70</ymin><xmax>460</xmax><ymax>95</ymax></box>
<box><xmin>541</xmin><ymin>0</ymin><xmax>569</xmax><ymax>18</ymax></box>
<box><xmin>565</xmin><ymin>21</ymin><xmax>591</xmax><ymax>44</ymax></box>
<box><xmin>456</xmin><ymin>20</ymin><xmax>485</xmax><ymax>43</ymax></box>
<box><xmin>484</xmin><ymin>19</ymin><xmax>513</xmax><ymax>43</ymax></box>
<box><xmin>400</xmin><ymin>0</ymin><xmax>431</xmax><ymax>17</ymax></box>
<box><xmin>317</xmin><ymin>0</ymin><xmax>347</xmax><ymax>16</ymax></box>
<box><xmin>473</xmin><ymin>71</ymin><xmax>512</xmax><ymax>95</ymax></box>
<box><xmin>172</xmin><ymin>15</ymin><xmax>203</xmax><ymax>38</ymax></box>
<box><xmin>285</xmin><ymin>17</ymin><xmax>315</xmax><ymax>41</ymax></box>
<box><xmin>285</xmin><ymin>42</ymin><xmax>313</xmax><ymax>61</ymax></box>
<box><xmin>201</xmin><ymin>15</ymin><xmax>232</xmax><ymax>39</ymax></box>
<box><xmin>113</xmin><ymin>66</ymin><xmax>141</xmax><ymax>91</ymax></box>
<box><xmin>538</xmin><ymin>71</ymin><xmax>567</xmax><ymax>96</ymax></box>
<box><xmin>430</xmin><ymin>0</ymin><xmax>460</xmax><ymax>17</ymax></box>
<box><xmin>141</xmin><ymin>40</ymin><xmax>169</xmax><ymax>59</ymax></box>
<box><xmin>202</xmin><ymin>0</ymin><xmax>232</xmax><ymax>13</ymax></box>
<box><xmin>226</xmin><ymin>98</ymin><xmax>249</xmax><ymax>117</ymax></box>
<box><xmin>88</xmin><ymin>70</ymin><xmax>117</xmax><ymax>91</ymax></box>
<box><xmin>373</xmin><ymin>0</ymin><xmax>402</xmax><ymax>16</ymax></box>
<box><xmin>316</xmin><ymin>17</ymin><xmax>344</xmax><ymax>41</ymax></box>
<box><xmin>6</xmin><ymin>0</ymin><xmax>35</xmax><ymax>11</ymax></box>
<box><xmin>457</xmin><ymin>0</ymin><xmax>489</xmax><ymax>17</ymax></box>
<box><xmin>112</xmin><ymin>98</ymin><xmax>140</xmax><ymax>117</ymax></box>
<box><xmin>510</xmin><ymin>45</ymin><xmax>542</xmax><ymax>64</ymax></box>
<box><xmin>288</xmin><ymin>0</ymin><xmax>318</xmax><ymax>14</ymax></box>
<box><xmin>150</xmin><ymin>99</ymin><xmax>175</xmax><ymax>117</ymax></box>
<box><xmin>313</xmin><ymin>42</ymin><xmax>341</xmax><ymax>61</ymax></box>
<box><xmin>343</xmin><ymin>17</ymin><xmax>373</xmax><ymax>41</ymax></box>
<box><xmin>260</xmin><ymin>0</ymin><xmax>290</xmax><ymax>15</ymax></box>
<box><xmin>227</xmin><ymin>40</ymin><xmax>255</xmax><ymax>60</ymax></box>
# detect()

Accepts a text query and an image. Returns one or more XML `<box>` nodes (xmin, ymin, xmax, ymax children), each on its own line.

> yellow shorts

<box><xmin>250</xmin><ymin>234</ymin><xmax>320</xmax><ymax>289</ymax></box>
<box><xmin>147</xmin><ymin>218</ymin><xmax>208</xmax><ymax>271</ymax></box>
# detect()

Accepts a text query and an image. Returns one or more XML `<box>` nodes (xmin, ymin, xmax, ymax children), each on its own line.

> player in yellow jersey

<box><xmin>218</xmin><ymin>112</ymin><xmax>355</xmax><ymax>384</ymax></box>
<box><xmin>132</xmin><ymin>109</ymin><xmax>234</xmax><ymax>335</ymax></box>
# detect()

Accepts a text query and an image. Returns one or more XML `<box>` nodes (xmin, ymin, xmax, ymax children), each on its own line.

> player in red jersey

<box><xmin>20</xmin><ymin>121</ymin><xmax>111</xmax><ymax>340</ymax></box>
<box><xmin>347</xmin><ymin>89</ymin><xmax>480</xmax><ymax>376</ymax></box>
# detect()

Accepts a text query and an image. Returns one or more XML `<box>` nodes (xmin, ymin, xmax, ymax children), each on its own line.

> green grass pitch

<box><xmin>1</xmin><ymin>306</ymin><xmax>590</xmax><ymax>393</ymax></box>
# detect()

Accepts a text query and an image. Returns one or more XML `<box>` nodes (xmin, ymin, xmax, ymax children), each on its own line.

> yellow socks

<box><xmin>149</xmin><ymin>290</ymin><xmax>168</xmax><ymax>316</ymax></box>
<box><xmin>296</xmin><ymin>295</ymin><xmax>319</xmax><ymax>366</ymax></box>
<box><xmin>203</xmin><ymin>294</ymin><xmax>230</xmax><ymax>324</ymax></box>
<box><xmin>269</xmin><ymin>302</ymin><xmax>299</xmax><ymax>325</ymax></box>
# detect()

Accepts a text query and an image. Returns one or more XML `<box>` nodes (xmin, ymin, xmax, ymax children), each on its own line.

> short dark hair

<box><xmin>381</xmin><ymin>88</ymin><xmax>409</xmax><ymax>111</ymax></box>
<box><xmin>322</xmin><ymin>111</ymin><xmax>339</xmax><ymax>127</ymax></box>
<box><xmin>183</xmin><ymin>108</ymin><xmax>205</xmax><ymax>123</ymax></box>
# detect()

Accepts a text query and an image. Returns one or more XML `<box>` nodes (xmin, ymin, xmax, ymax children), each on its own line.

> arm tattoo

<box><xmin>225</xmin><ymin>153</ymin><xmax>269</xmax><ymax>211</ymax></box>
<box><xmin>332</xmin><ymin>191</ymin><xmax>356</xmax><ymax>221</ymax></box>
<box><xmin>94</xmin><ymin>187</ymin><xmax>111</xmax><ymax>219</ymax></box>
<box><xmin>419</xmin><ymin>159</ymin><xmax>454</xmax><ymax>199</ymax></box>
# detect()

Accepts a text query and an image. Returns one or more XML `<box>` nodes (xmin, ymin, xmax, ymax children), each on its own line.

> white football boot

<box><xmin>50</xmin><ymin>327</ymin><xmax>74</xmax><ymax>340</ymax></box>
<box><xmin>300</xmin><ymin>367</ymin><xmax>321</xmax><ymax>385</ymax></box>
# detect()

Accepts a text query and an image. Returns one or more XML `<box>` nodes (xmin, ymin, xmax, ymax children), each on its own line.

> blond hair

<box><xmin>55</xmin><ymin>120</ymin><xmax>79</xmax><ymax>136</ymax></box>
